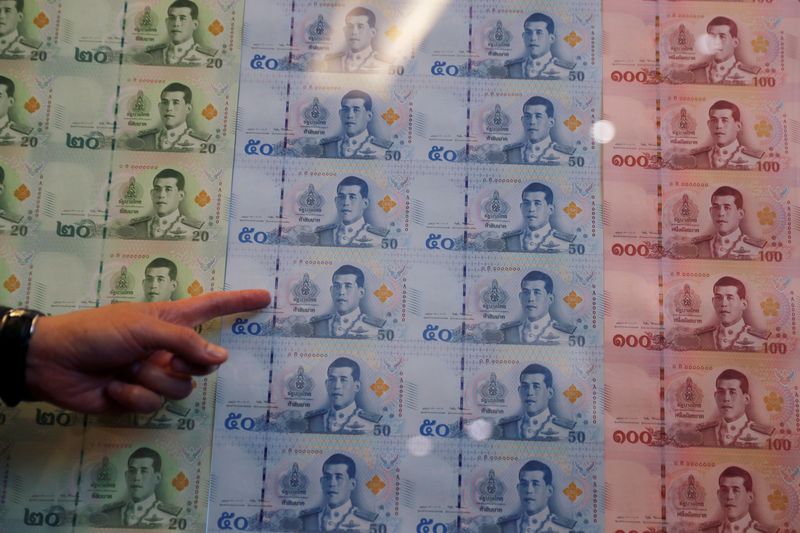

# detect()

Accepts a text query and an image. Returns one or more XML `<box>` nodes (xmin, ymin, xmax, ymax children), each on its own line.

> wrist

<box><xmin>0</xmin><ymin>307</ymin><xmax>45</xmax><ymax>406</ymax></box>
<box><xmin>25</xmin><ymin>315</ymin><xmax>51</xmax><ymax>402</ymax></box>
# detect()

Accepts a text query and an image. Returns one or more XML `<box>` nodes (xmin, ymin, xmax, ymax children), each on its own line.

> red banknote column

<box><xmin>603</xmin><ymin>0</ymin><xmax>800</xmax><ymax>531</ymax></box>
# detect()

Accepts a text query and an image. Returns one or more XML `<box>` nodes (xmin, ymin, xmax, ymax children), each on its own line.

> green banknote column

<box><xmin>0</xmin><ymin>0</ymin><xmax>244</xmax><ymax>531</ymax></box>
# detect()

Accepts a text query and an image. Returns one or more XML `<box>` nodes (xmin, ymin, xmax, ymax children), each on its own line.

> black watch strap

<box><xmin>0</xmin><ymin>307</ymin><xmax>45</xmax><ymax>407</ymax></box>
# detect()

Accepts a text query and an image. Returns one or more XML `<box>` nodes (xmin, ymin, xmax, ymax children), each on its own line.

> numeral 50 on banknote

<box><xmin>271</xmin><ymin>249</ymin><xmax>464</xmax><ymax>342</ymax></box>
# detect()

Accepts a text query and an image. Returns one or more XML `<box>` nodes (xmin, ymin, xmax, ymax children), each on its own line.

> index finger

<box><xmin>159</xmin><ymin>289</ymin><xmax>271</xmax><ymax>325</ymax></box>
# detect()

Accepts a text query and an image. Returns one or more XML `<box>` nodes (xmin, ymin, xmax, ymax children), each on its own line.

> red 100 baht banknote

<box><xmin>606</xmin><ymin>351</ymin><xmax>800</xmax><ymax>451</ymax></box>
<box><xmin>604</xmin><ymin>85</ymin><xmax>800</xmax><ymax>173</ymax></box>
<box><xmin>603</xmin><ymin>0</ymin><xmax>800</xmax><ymax>87</ymax></box>
<box><xmin>605</xmin><ymin>447</ymin><xmax>800</xmax><ymax>532</ymax></box>
<box><xmin>604</xmin><ymin>171</ymin><xmax>799</xmax><ymax>262</ymax></box>
<box><xmin>606</xmin><ymin>259</ymin><xmax>798</xmax><ymax>355</ymax></box>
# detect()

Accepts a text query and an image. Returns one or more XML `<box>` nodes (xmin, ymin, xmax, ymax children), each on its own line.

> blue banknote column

<box><xmin>212</xmin><ymin>1</ymin><xmax>603</xmax><ymax>532</ymax></box>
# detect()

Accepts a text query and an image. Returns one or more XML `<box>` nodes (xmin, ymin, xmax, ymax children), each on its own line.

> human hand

<box><xmin>24</xmin><ymin>289</ymin><xmax>270</xmax><ymax>415</ymax></box>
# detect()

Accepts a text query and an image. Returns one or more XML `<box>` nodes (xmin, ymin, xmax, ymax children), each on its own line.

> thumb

<box><xmin>133</xmin><ymin>317</ymin><xmax>228</xmax><ymax>367</ymax></box>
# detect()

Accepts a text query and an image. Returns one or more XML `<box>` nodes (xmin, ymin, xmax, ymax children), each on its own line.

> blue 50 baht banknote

<box><xmin>470</xmin><ymin>0</ymin><xmax>599</xmax><ymax>82</ymax></box>
<box><xmin>268</xmin><ymin>338</ymin><xmax>463</xmax><ymax>439</ymax></box>
<box><xmin>274</xmin><ymin>159</ymin><xmax>468</xmax><ymax>252</ymax></box>
<box><xmin>466</xmin><ymin>165</ymin><xmax>600</xmax><ymax>256</ymax></box>
<box><xmin>459</xmin><ymin>440</ymin><xmax>603</xmax><ymax>533</ymax></box>
<box><xmin>465</xmin><ymin>254</ymin><xmax>602</xmax><ymax>347</ymax></box>
<box><xmin>283</xmin><ymin>75</ymin><xmax>469</xmax><ymax>162</ymax></box>
<box><xmin>468</xmin><ymin>80</ymin><xmax>598</xmax><ymax>167</ymax></box>
<box><xmin>235</xmin><ymin>74</ymin><xmax>469</xmax><ymax>161</ymax></box>
<box><xmin>270</xmin><ymin>247</ymin><xmax>466</xmax><ymax>342</ymax></box>
<box><xmin>215</xmin><ymin>337</ymin><xmax>464</xmax><ymax>439</ymax></box>
<box><xmin>462</xmin><ymin>346</ymin><xmax>603</xmax><ymax>444</ymax></box>
<box><xmin>244</xmin><ymin>434</ymin><xmax>461</xmax><ymax>533</ymax></box>
<box><xmin>240</xmin><ymin>0</ymin><xmax>470</xmax><ymax>78</ymax></box>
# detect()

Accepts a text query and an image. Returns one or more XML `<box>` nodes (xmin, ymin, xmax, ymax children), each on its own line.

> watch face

<box><xmin>3</xmin><ymin>309</ymin><xmax>45</xmax><ymax>338</ymax></box>
<box><xmin>9</xmin><ymin>309</ymin><xmax>43</xmax><ymax>319</ymax></box>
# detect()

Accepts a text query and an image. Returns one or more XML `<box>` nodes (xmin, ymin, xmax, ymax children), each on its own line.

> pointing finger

<box><xmin>157</xmin><ymin>289</ymin><xmax>271</xmax><ymax>326</ymax></box>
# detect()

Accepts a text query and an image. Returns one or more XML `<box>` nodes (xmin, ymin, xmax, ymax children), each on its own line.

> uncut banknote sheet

<box><xmin>0</xmin><ymin>0</ymin><xmax>797</xmax><ymax>532</ymax></box>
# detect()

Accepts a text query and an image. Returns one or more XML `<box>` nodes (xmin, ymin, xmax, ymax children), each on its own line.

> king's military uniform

<box><xmin>304</xmin><ymin>402</ymin><xmax>382</xmax><ymax>435</ymax></box>
<box><xmin>694</xmin><ymin>319</ymin><xmax>769</xmax><ymax>352</ymax></box>
<box><xmin>688</xmin><ymin>140</ymin><xmax>763</xmax><ymax>170</ymax></box>
<box><xmin>691</xmin><ymin>228</ymin><xmax>765</xmax><ymax>260</ymax></box>
<box><xmin>0</xmin><ymin>116</ymin><xmax>33</xmax><ymax>146</ymax></box>
<box><xmin>496</xmin><ymin>408</ymin><xmax>575</xmax><ymax>441</ymax></box>
<box><xmin>323</xmin><ymin>46</ymin><xmax>390</xmax><ymax>74</ymax></box>
<box><xmin>0</xmin><ymin>207</ymin><xmax>23</xmax><ymax>224</ymax></box>
<box><xmin>695</xmin><ymin>415</ymin><xmax>774</xmax><ymax>448</ymax></box>
<box><xmin>315</xmin><ymin>218</ymin><xmax>388</xmax><ymax>247</ymax></box>
<box><xmin>500</xmin><ymin>314</ymin><xmax>575</xmax><ymax>345</ymax></box>
<box><xmin>505</xmin><ymin>52</ymin><xmax>575</xmax><ymax>80</ymax></box>
<box><xmin>143</xmin><ymin>39</ymin><xmax>218</xmax><ymax>66</ymax></box>
<box><xmin>125</xmin><ymin>211</ymin><xmax>204</xmax><ymax>240</ymax></box>
<box><xmin>503</xmin><ymin>136</ymin><xmax>574</xmax><ymax>165</ymax></box>
<box><xmin>497</xmin><ymin>507</ymin><xmax>576</xmax><ymax>533</ymax></box>
<box><xmin>0</xmin><ymin>30</ymin><xmax>41</xmax><ymax>60</ymax></box>
<box><xmin>502</xmin><ymin>223</ymin><xmax>575</xmax><ymax>253</ymax></box>
<box><xmin>309</xmin><ymin>309</ymin><xmax>385</xmax><ymax>339</ymax></box>
<box><xmin>95</xmin><ymin>495</ymin><xmax>181</xmax><ymax>528</ymax></box>
<box><xmin>299</xmin><ymin>500</ymin><xmax>378</xmax><ymax>532</ymax></box>
<box><xmin>699</xmin><ymin>514</ymin><xmax>777</xmax><ymax>533</ymax></box>
<box><xmin>319</xmin><ymin>130</ymin><xmax>393</xmax><ymax>159</ymax></box>
<box><xmin>134</xmin><ymin>124</ymin><xmax>212</xmax><ymax>152</ymax></box>
<box><xmin>687</xmin><ymin>56</ymin><xmax>760</xmax><ymax>85</ymax></box>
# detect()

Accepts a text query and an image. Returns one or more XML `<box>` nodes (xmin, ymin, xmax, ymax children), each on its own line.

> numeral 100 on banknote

<box><xmin>606</xmin><ymin>261</ymin><xmax>797</xmax><ymax>354</ymax></box>
<box><xmin>605</xmin><ymin>87</ymin><xmax>798</xmax><ymax>172</ymax></box>
<box><xmin>604</xmin><ymin>0</ymin><xmax>800</xmax><ymax>88</ymax></box>
<box><xmin>605</xmin><ymin>172</ymin><xmax>798</xmax><ymax>262</ymax></box>
<box><xmin>607</xmin><ymin>353</ymin><xmax>799</xmax><ymax>451</ymax></box>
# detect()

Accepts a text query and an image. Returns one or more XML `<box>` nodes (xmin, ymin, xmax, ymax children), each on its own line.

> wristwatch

<box><xmin>0</xmin><ymin>307</ymin><xmax>45</xmax><ymax>407</ymax></box>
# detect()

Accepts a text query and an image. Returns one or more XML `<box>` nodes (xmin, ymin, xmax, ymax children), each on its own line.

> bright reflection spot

<box><xmin>347</xmin><ymin>0</ymin><xmax>448</xmax><ymax>89</ymax></box>
<box><xmin>384</xmin><ymin>1</ymin><xmax>448</xmax><ymax>61</ymax></box>
<box><xmin>695</xmin><ymin>33</ymin><xmax>715</xmax><ymax>56</ymax></box>
<box><xmin>591</xmin><ymin>120</ymin><xmax>616</xmax><ymax>144</ymax></box>
<box><xmin>407</xmin><ymin>435</ymin><xmax>433</xmax><ymax>456</ymax></box>
<box><xmin>315</xmin><ymin>1</ymin><xmax>449</xmax><ymax>90</ymax></box>
<box><xmin>465</xmin><ymin>418</ymin><xmax>493</xmax><ymax>441</ymax></box>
